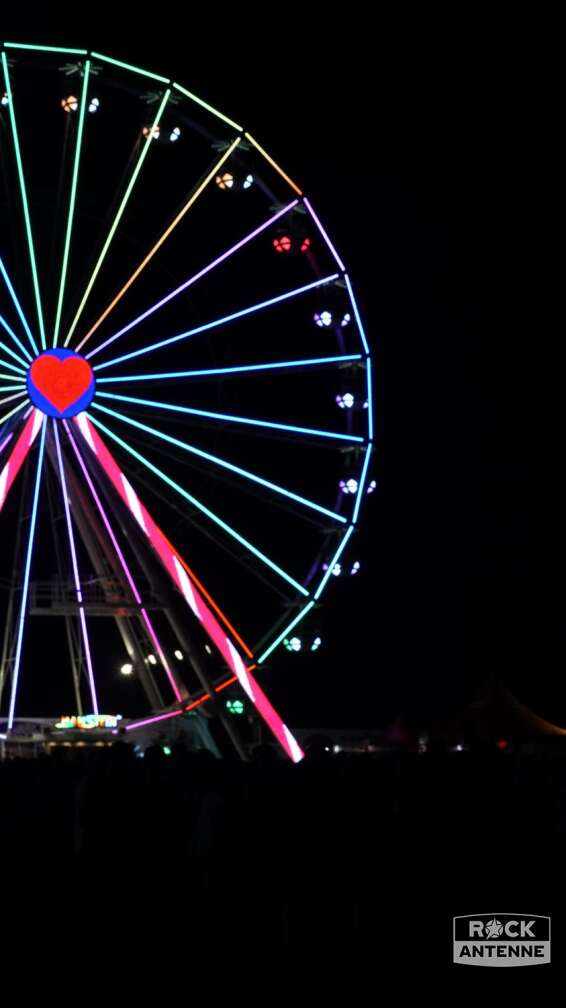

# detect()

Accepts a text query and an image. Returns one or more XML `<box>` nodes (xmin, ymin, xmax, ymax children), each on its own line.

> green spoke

<box><xmin>1</xmin><ymin>53</ymin><xmax>46</xmax><ymax>348</ymax></box>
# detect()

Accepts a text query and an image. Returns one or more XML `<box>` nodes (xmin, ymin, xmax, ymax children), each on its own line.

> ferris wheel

<box><xmin>0</xmin><ymin>42</ymin><xmax>373</xmax><ymax>761</ymax></box>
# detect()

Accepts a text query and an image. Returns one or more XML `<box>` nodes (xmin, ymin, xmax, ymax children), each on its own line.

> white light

<box><xmin>88</xmin><ymin>97</ymin><xmax>100</xmax><ymax>113</ymax></box>
<box><xmin>341</xmin><ymin>312</ymin><xmax>351</xmax><ymax>327</ymax></box>
<box><xmin>142</xmin><ymin>125</ymin><xmax>160</xmax><ymax>140</ymax></box>
<box><xmin>147</xmin><ymin>654</ymin><xmax>157</xmax><ymax>665</ymax></box>
<box><xmin>332</xmin><ymin>563</ymin><xmax>342</xmax><ymax>577</ymax></box>
<box><xmin>169</xmin><ymin>126</ymin><xmax>181</xmax><ymax>142</ymax></box>
<box><xmin>336</xmin><ymin>392</ymin><xmax>355</xmax><ymax>409</ymax></box>
<box><xmin>340</xmin><ymin>478</ymin><xmax>358</xmax><ymax>495</ymax></box>
<box><xmin>367</xmin><ymin>479</ymin><xmax>377</xmax><ymax>494</ymax></box>
<box><xmin>174</xmin><ymin>649</ymin><xmax>183</xmax><ymax>660</ymax></box>
<box><xmin>350</xmin><ymin>561</ymin><xmax>361</xmax><ymax>575</ymax></box>
<box><xmin>120</xmin><ymin>663</ymin><xmax>133</xmax><ymax>676</ymax></box>
<box><xmin>204</xmin><ymin>644</ymin><xmax>212</xmax><ymax>655</ymax></box>
<box><xmin>289</xmin><ymin>636</ymin><xmax>301</xmax><ymax>652</ymax></box>
<box><xmin>243</xmin><ymin>173</ymin><xmax>254</xmax><ymax>189</ymax></box>
<box><xmin>315</xmin><ymin>310</ymin><xmax>332</xmax><ymax>327</ymax></box>
<box><xmin>1</xmin><ymin>92</ymin><xmax>9</xmax><ymax>107</ymax></box>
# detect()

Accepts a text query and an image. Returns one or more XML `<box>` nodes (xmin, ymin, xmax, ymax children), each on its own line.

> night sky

<box><xmin>0</xmin><ymin>9</ymin><xmax>555</xmax><ymax>732</ymax></box>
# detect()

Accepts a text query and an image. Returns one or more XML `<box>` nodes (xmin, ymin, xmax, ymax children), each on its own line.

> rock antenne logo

<box><xmin>453</xmin><ymin>914</ymin><xmax>550</xmax><ymax>967</ymax></box>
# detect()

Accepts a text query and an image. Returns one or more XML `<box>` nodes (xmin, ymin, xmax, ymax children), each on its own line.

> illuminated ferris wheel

<box><xmin>0</xmin><ymin>42</ymin><xmax>373</xmax><ymax>760</ymax></box>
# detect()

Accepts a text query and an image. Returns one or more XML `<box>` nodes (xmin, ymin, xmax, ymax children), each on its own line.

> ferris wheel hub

<box><xmin>26</xmin><ymin>349</ymin><xmax>95</xmax><ymax>418</ymax></box>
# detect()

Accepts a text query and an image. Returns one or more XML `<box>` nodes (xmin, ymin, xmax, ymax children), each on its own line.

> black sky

<box><xmin>0</xmin><ymin>8</ymin><xmax>555</xmax><ymax>729</ymax></box>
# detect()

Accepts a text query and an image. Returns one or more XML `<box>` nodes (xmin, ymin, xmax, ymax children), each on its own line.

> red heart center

<box><xmin>30</xmin><ymin>355</ymin><xmax>93</xmax><ymax>413</ymax></box>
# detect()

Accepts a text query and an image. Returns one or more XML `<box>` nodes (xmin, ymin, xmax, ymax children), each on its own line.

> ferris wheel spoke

<box><xmin>1</xmin><ymin>54</ymin><xmax>46</xmax><ymax>349</ymax></box>
<box><xmin>0</xmin><ymin>295</ymin><xmax>33</xmax><ymax>361</ymax></box>
<box><xmin>0</xmin><ymin>390</ymin><xmax>26</xmax><ymax>409</ymax></box>
<box><xmin>70</xmin><ymin>410</ymin><xmax>302</xmax><ymax>761</ymax></box>
<box><xmin>0</xmin><ymin>338</ymin><xmax>29</xmax><ymax>370</ymax></box>
<box><xmin>119</xmin><ymin>448</ymin><xmax>293</xmax><ymax>603</ymax></box>
<box><xmin>52</xmin><ymin>421</ymin><xmax>99</xmax><ymax>714</ymax></box>
<box><xmin>79</xmin><ymin>412</ymin><xmax>309</xmax><ymax>597</ymax></box>
<box><xmin>63</xmin><ymin>88</ymin><xmax>172</xmax><ymax>348</ymax></box>
<box><xmin>68</xmin><ymin>415</ymin><xmax>254</xmax><ymax>662</ymax></box>
<box><xmin>0</xmin><ymin>399</ymin><xmax>28</xmax><ymax>428</ymax></box>
<box><xmin>92</xmin><ymin>402</ymin><xmax>347</xmax><ymax>524</ymax></box>
<box><xmin>95</xmin><ymin>353</ymin><xmax>363</xmax><ymax>385</ymax></box>
<box><xmin>0</xmin><ymin>409</ymin><xmax>44</xmax><ymax>513</ymax></box>
<box><xmin>76</xmin><ymin>137</ymin><xmax>243</xmax><ymax>354</ymax></box>
<box><xmin>6</xmin><ymin>417</ymin><xmax>46</xmax><ymax>730</ymax></box>
<box><xmin>92</xmin><ymin>273</ymin><xmax>340</xmax><ymax>373</ymax></box>
<box><xmin>63</xmin><ymin>420</ymin><xmax>185</xmax><ymax>703</ymax></box>
<box><xmin>0</xmin><ymin>360</ymin><xmax>27</xmax><ymax>377</ymax></box>
<box><xmin>0</xmin><ymin>256</ymin><xmax>36</xmax><ymax>354</ymax></box>
<box><xmin>52</xmin><ymin>60</ymin><xmax>91</xmax><ymax>347</ymax></box>
<box><xmin>97</xmin><ymin>390</ymin><xmax>365</xmax><ymax>444</ymax></box>
<box><xmin>83</xmin><ymin>199</ymin><xmax>299</xmax><ymax>360</ymax></box>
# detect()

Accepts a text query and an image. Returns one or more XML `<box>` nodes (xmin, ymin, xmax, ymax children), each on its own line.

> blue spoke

<box><xmin>0</xmin><ymin>358</ymin><xmax>27</xmax><ymax>377</ymax></box>
<box><xmin>97</xmin><ymin>391</ymin><xmax>365</xmax><ymax>444</ymax></box>
<box><xmin>92</xmin><ymin>402</ymin><xmax>347</xmax><ymax>524</ymax></box>
<box><xmin>0</xmin><ymin>313</ymin><xmax>33</xmax><ymax>363</ymax></box>
<box><xmin>0</xmin><ymin>254</ymin><xmax>37</xmax><ymax>354</ymax></box>
<box><xmin>92</xmin><ymin>274</ymin><xmax>340</xmax><ymax>373</ymax></box>
<box><xmin>0</xmin><ymin>339</ymin><xmax>28</xmax><ymax>369</ymax></box>
<box><xmin>85</xmin><ymin>412</ymin><xmax>310</xmax><ymax>598</ymax></box>
<box><xmin>84</xmin><ymin>200</ymin><xmax>298</xmax><ymax>360</ymax></box>
<box><xmin>96</xmin><ymin>353</ymin><xmax>363</xmax><ymax>384</ymax></box>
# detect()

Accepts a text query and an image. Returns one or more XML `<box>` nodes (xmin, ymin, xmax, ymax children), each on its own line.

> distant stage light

<box><xmin>120</xmin><ymin>663</ymin><xmax>133</xmax><ymax>676</ymax></box>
